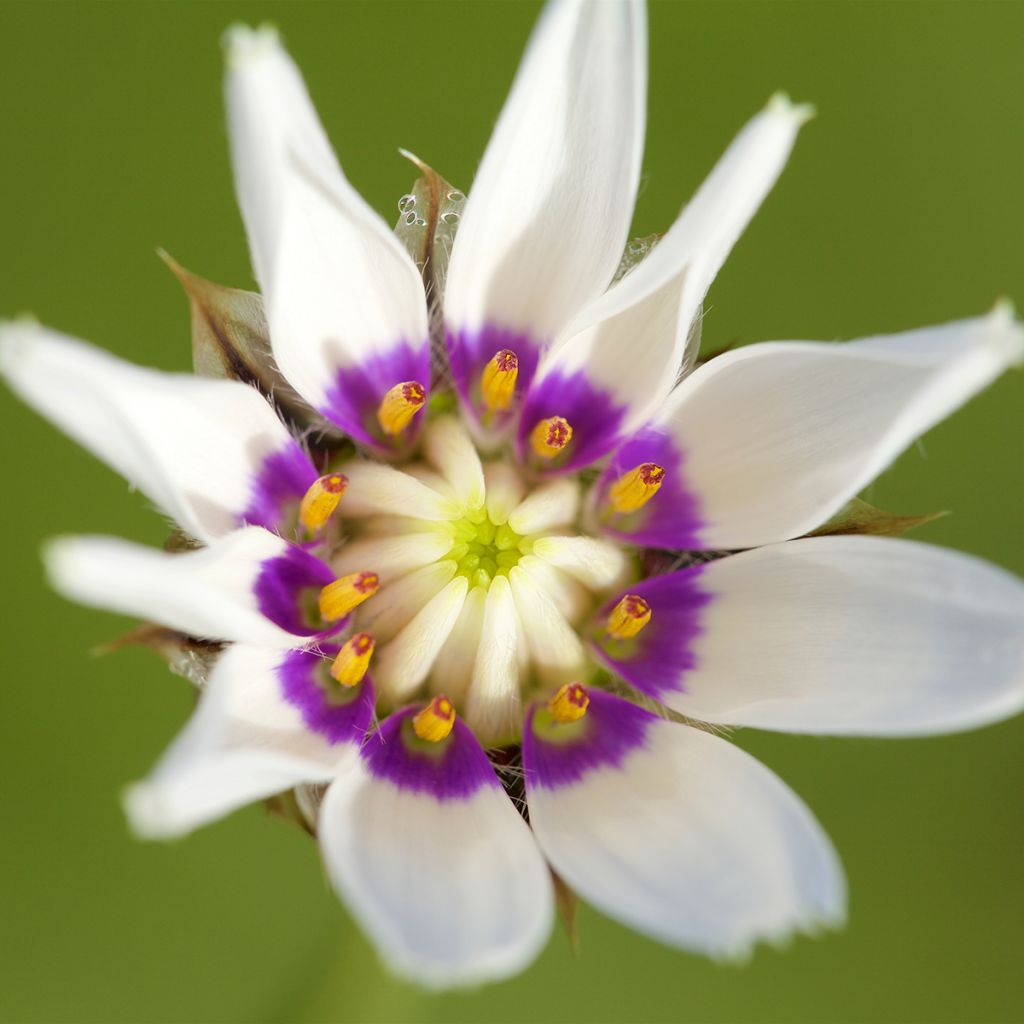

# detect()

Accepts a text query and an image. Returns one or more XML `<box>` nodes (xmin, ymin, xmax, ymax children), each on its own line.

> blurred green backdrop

<box><xmin>1</xmin><ymin>1</ymin><xmax>1022</xmax><ymax>1022</ymax></box>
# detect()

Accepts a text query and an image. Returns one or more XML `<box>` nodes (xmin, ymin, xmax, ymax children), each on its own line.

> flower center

<box><xmin>448</xmin><ymin>509</ymin><xmax>530</xmax><ymax>588</ymax></box>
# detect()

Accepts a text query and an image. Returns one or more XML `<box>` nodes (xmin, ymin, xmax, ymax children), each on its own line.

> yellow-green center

<box><xmin>448</xmin><ymin>508</ymin><xmax>532</xmax><ymax>588</ymax></box>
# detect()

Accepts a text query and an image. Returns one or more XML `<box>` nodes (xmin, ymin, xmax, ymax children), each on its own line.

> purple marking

<box><xmin>361</xmin><ymin>707</ymin><xmax>500</xmax><ymax>801</ymax></box>
<box><xmin>277</xmin><ymin>647</ymin><xmax>376</xmax><ymax>745</ymax></box>
<box><xmin>517</xmin><ymin>366</ymin><xmax>629</xmax><ymax>473</ymax></box>
<box><xmin>522</xmin><ymin>689</ymin><xmax>655</xmax><ymax>790</ymax></box>
<box><xmin>254</xmin><ymin>543</ymin><xmax>340</xmax><ymax>638</ymax></box>
<box><xmin>587</xmin><ymin>566</ymin><xmax>712</xmax><ymax>702</ymax></box>
<box><xmin>445</xmin><ymin>324</ymin><xmax>541</xmax><ymax>426</ymax></box>
<box><xmin>593</xmin><ymin>425</ymin><xmax>705</xmax><ymax>550</ymax></box>
<box><xmin>241</xmin><ymin>442</ymin><xmax>317</xmax><ymax>532</ymax></box>
<box><xmin>321</xmin><ymin>341</ymin><xmax>431</xmax><ymax>452</ymax></box>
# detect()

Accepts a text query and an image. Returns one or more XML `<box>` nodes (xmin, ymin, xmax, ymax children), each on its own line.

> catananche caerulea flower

<box><xmin>3</xmin><ymin>0</ymin><xmax>1024</xmax><ymax>990</ymax></box>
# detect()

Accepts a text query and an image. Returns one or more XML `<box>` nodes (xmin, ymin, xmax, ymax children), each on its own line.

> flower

<box><xmin>2</xmin><ymin>0</ymin><xmax>1023</xmax><ymax>991</ymax></box>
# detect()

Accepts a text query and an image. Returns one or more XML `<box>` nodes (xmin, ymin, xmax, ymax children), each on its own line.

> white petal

<box><xmin>338</xmin><ymin>461</ymin><xmax>460</xmax><ymax>520</ymax></box>
<box><xmin>124</xmin><ymin>644</ymin><xmax>370</xmax><ymax>838</ymax></box>
<box><xmin>319</xmin><ymin>716</ymin><xmax>553</xmax><ymax>989</ymax></box>
<box><xmin>332</xmin><ymin>531</ymin><xmax>454</xmax><ymax>585</ymax></box>
<box><xmin>43</xmin><ymin>527</ymin><xmax>327</xmax><ymax>648</ymax></box>
<box><xmin>0</xmin><ymin>323</ymin><xmax>312</xmax><ymax>544</ymax></box>
<box><xmin>664</xmin><ymin>536</ymin><xmax>1024</xmax><ymax>735</ymax></box>
<box><xmin>465</xmin><ymin>576</ymin><xmax>521</xmax><ymax>744</ymax></box>
<box><xmin>422</xmin><ymin>416</ymin><xmax>486</xmax><ymax>510</ymax></box>
<box><xmin>373</xmin><ymin>577</ymin><xmax>469</xmax><ymax>701</ymax></box>
<box><xmin>602</xmin><ymin>305</ymin><xmax>1024</xmax><ymax>550</ymax></box>
<box><xmin>431</xmin><ymin>584</ymin><xmax>488</xmax><ymax>702</ymax></box>
<box><xmin>508</xmin><ymin>565</ymin><xmax>586</xmax><ymax>686</ymax></box>
<box><xmin>531</xmin><ymin>535</ymin><xmax>631</xmax><ymax>591</ymax></box>
<box><xmin>507</xmin><ymin>477</ymin><xmax>580</xmax><ymax>535</ymax></box>
<box><xmin>524</xmin><ymin>96</ymin><xmax>809</xmax><ymax>464</ymax></box>
<box><xmin>444</xmin><ymin>0</ymin><xmax>646</xmax><ymax>346</ymax></box>
<box><xmin>356</xmin><ymin>560</ymin><xmax>458</xmax><ymax>643</ymax></box>
<box><xmin>516</xmin><ymin>554</ymin><xmax>590</xmax><ymax>627</ymax></box>
<box><xmin>525</xmin><ymin>694</ymin><xmax>845</xmax><ymax>958</ymax></box>
<box><xmin>483</xmin><ymin>461</ymin><xmax>526</xmax><ymax>525</ymax></box>
<box><xmin>224</xmin><ymin>27</ymin><xmax>429</xmax><ymax>438</ymax></box>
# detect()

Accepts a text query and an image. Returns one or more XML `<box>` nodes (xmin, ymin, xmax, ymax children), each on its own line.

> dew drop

<box><xmin>398</xmin><ymin>194</ymin><xmax>416</xmax><ymax>213</ymax></box>
<box><xmin>440</xmin><ymin>211</ymin><xmax>460</xmax><ymax>225</ymax></box>
<box><xmin>404</xmin><ymin>211</ymin><xmax>417</xmax><ymax>226</ymax></box>
<box><xmin>446</xmin><ymin>190</ymin><xmax>465</xmax><ymax>203</ymax></box>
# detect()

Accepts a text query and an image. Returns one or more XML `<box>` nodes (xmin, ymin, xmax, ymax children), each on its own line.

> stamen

<box><xmin>605</xmin><ymin>594</ymin><xmax>651</xmax><ymax>638</ymax></box>
<box><xmin>548</xmin><ymin>682</ymin><xmax>590</xmax><ymax>723</ymax></box>
<box><xmin>412</xmin><ymin>695</ymin><xmax>456</xmax><ymax>742</ymax></box>
<box><xmin>299</xmin><ymin>473</ymin><xmax>348</xmax><ymax>533</ymax></box>
<box><xmin>376</xmin><ymin>380</ymin><xmax>427</xmax><ymax>436</ymax></box>
<box><xmin>480</xmin><ymin>349</ymin><xmax>519</xmax><ymax>411</ymax></box>
<box><xmin>329</xmin><ymin>632</ymin><xmax>375</xmax><ymax>686</ymax></box>
<box><xmin>319</xmin><ymin>571</ymin><xmax>380</xmax><ymax>622</ymax></box>
<box><xmin>608</xmin><ymin>463</ymin><xmax>665</xmax><ymax>512</ymax></box>
<box><xmin>529</xmin><ymin>416</ymin><xmax>573</xmax><ymax>459</ymax></box>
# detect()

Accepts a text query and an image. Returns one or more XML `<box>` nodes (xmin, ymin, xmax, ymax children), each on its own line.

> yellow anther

<box><xmin>529</xmin><ymin>416</ymin><xmax>573</xmax><ymax>459</ymax></box>
<box><xmin>548</xmin><ymin>682</ymin><xmax>590</xmax><ymax>723</ymax></box>
<box><xmin>318</xmin><ymin>571</ymin><xmax>380</xmax><ymax>622</ymax></box>
<box><xmin>481</xmin><ymin>349</ymin><xmax>519</xmax><ymax>411</ymax></box>
<box><xmin>606</xmin><ymin>594</ymin><xmax>651</xmax><ymax>639</ymax></box>
<box><xmin>412</xmin><ymin>695</ymin><xmax>456</xmax><ymax>743</ymax></box>
<box><xmin>608</xmin><ymin>462</ymin><xmax>665</xmax><ymax>513</ymax></box>
<box><xmin>329</xmin><ymin>632</ymin><xmax>375</xmax><ymax>687</ymax></box>
<box><xmin>376</xmin><ymin>380</ymin><xmax>427</xmax><ymax>436</ymax></box>
<box><xmin>299</xmin><ymin>473</ymin><xmax>348</xmax><ymax>533</ymax></box>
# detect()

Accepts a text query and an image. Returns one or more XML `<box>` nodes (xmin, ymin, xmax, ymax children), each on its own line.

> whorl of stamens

<box><xmin>608</xmin><ymin>462</ymin><xmax>665</xmax><ymax>513</ymax></box>
<box><xmin>329</xmin><ymin>632</ymin><xmax>375</xmax><ymax>686</ymax></box>
<box><xmin>376</xmin><ymin>380</ymin><xmax>427</xmax><ymax>436</ymax></box>
<box><xmin>299</xmin><ymin>473</ymin><xmax>348</xmax><ymax>533</ymax></box>
<box><xmin>319</xmin><ymin>571</ymin><xmax>380</xmax><ymax>622</ymax></box>
<box><xmin>412</xmin><ymin>695</ymin><xmax>456</xmax><ymax>742</ymax></box>
<box><xmin>529</xmin><ymin>416</ymin><xmax>573</xmax><ymax>459</ymax></box>
<box><xmin>481</xmin><ymin>349</ymin><xmax>519</xmax><ymax>411</ymax></box>
<box><xmin>548</xmin><ymin>682</ymin><xmax>590</xmax><ymax>723</ymax></box>
<box><xmin>605</xmin><ymin>594</ymin><xmax>651</xmax><ymax>639</ymax></box>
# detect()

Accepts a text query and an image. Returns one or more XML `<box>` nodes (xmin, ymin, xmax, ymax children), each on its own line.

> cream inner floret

<box><xmin>300</xmin><ymin>414</ymin><xmax>646</xmax><ymax>745</ymax></box>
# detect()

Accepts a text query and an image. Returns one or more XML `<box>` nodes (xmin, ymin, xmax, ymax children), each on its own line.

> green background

<box><xmin>1</xmin><ymin>1</ymin><xmax>1022</xmax><ymax>1021</ymax></box>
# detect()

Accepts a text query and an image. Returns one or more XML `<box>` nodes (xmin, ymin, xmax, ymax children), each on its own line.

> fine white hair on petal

<box><xmin>533</xmin><ymin>94</ymin><xmax>811</xmax><ymax>445</ymax></box>
<box><xmin>661</xmin><ymin>304</ymin><xmax>1024</xmax><ymax>549</ymax></box>
<box><xmin>43</xmin><ymin>527</ymin><xmax>312</xmax><ymax>648</ymax></box>
<box><xmin>431</xmin><ymin>584</ymin><xmax>488</xmax><ymax>703</ymax></box>
<box><xmin>444</xmin><ymin>0</ymin><xmax>647</xmax><ymax>343</ymax></box>
<box><xmin>527</xmin><ymin>716</ymin><xmax>846</xmax><ymax>958</ymax></box>
<box><xmin>531</xmin><ymin>535</ymin><xmax>632</xmax><ymax>591</ymax></box>
<box><xmin>422</xmin><ymin>416</ymin><xmax>486</xmax><ymax>511</ymax></box>
<box><xmin>483</xmin><ymin>462</ymin><xmax>527</xmax><ymax>525</ymax></box>
<box><xmin>124</xmin><ymin>645</ymin><xmax>352</xmax><ymax>839</ymax></box>
<box><xmin>667</xmin><ymin>536</ymin><xmax>1024</xmax><ymax>735</ymax></box>
<box><xmin>373</xmin><ymin>577</ymin><xmax>470</xmax><ymax>703</ymax></box>
<box><xmin>508</xmin><ymin>565</ymin><xmax>586</xmax><ymax>686</ymax></box>
<box><xmin>224</xmin><ymin>25</ymin><xmax>429</xmax><ymax>411</ymax></box>
<box><xmin>356</xmin><ymin>560</ymin><xmax>458</xmax><ymax>644</ymax></box>
<box><xmin>331</xmin><ymin>532</ymin><xmax>455</xmax><ymax>586</ymax></box>
<box><xmin>337</xmin><ymin>461</ymin><xmax>461</xmax><ymax>521</ymax></box>
<box><xmin>0</xmin><ymin>322</ymin><xmax>304</xmax><ymax>545</ymax></box>
<box><xmin>465</xmin><ymin>575</ymin><xmax>522</xmax><ymax>744</ymax></box>
<box><xmin>319</xmin><ymin>758</ymin><xmax>554</xmax><ymax>989</ymax></box>
<box><xmin>507</xmin><ymin>477</ymin><xmax>581</xmax><ymax>535</ymax></box>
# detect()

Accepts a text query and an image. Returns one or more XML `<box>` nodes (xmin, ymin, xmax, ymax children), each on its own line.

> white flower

<box><xmin>3</xmin><ymin>0</ymin><xmax>1023</xmax><ymax>991</ymax></box>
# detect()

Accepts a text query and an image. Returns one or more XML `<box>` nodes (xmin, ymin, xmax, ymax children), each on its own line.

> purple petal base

<box><xmin>241</xmin><ymin>442</ymin><xmax>317</xmax><ymax>532</ymax></box>
<box><xmin>254</xmin><ymin>544</ymin><xmax>340</xmax><ymax>638</ymax></box>
<box><xmin>277</xmin><ymin>647</ymin><xmax>376</xmax><ymax>745</ymax></box>
<box><xmin>522</xmin><ymin>689</ymin><xmax>655</xmax><ymax>790</ymax></box>
<box><xmin>587</xmin><ymin>566</ymin><xmax>712</xmax><ymax>702</ymax></box>
<box><xmin>594</xmin><ymin>425</ymin><xmax>705</xmax><ymax>550</ymax></box>
<box><xmin>445</xmin><ymin>324</ymin><xmax>541</xmax><ymax>426</ymax></box>
<box><xmin>321</xmin><ymin>341</ymin><xmax>430</xmax><ymax>453</ymax></box>
<box><xmin>517</xmin><ymin>367</ymin><xmax>628</xmax><ymax>473</ymax></box>
<box><xmin>361</xmin><ymin>707</ymin><xmax>500</xmax><ymax>801</ymax></box>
